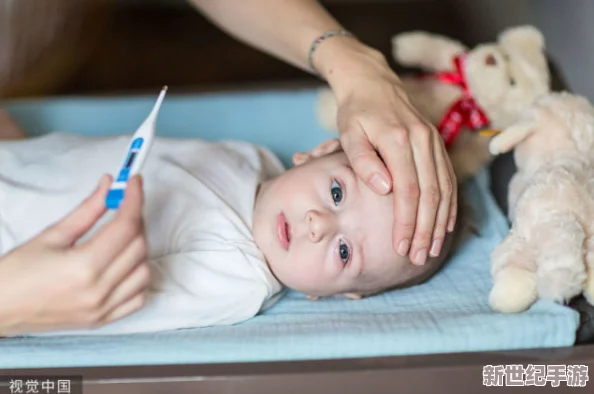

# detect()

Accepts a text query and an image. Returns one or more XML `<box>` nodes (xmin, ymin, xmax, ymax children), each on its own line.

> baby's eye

<box><xmin>331</xmin><ymin>179</ymin><xmax>343</xmax><ymax>206</ymax></box>
<box><xmin>339</xmin><ymin>240</ymin><xmax>350</xmax><ymax>264</ymax></box>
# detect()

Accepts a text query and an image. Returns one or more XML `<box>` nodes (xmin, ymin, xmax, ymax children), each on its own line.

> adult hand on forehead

<box><xmin>186</xmin><ymin>0</ymin><xmax>457</xmax><ymax>265</ymax></box>
<box><xmin>296</xmin><ymin>102</ymin><xmax>457</xmax><ymax>268</ymax></box>
<box><xmin>334</xmin><ymin>68</ymin><xmax>458</xmax><ymax>266</ymax></box>
<box><xmin>303</xmin><ymin>40</ymin><xmax>458</xmax><ymax>266</ymax></box>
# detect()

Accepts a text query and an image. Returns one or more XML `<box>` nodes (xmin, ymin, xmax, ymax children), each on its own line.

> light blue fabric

<box><xmin>3</xmin><ymin>88</ymin><xmax>332</xmax><ymax>169</ymax></box>
<box><xmin>0</xmin><ymin>88</ymin><xmax>579</xmax><ymax>368</ymax></box>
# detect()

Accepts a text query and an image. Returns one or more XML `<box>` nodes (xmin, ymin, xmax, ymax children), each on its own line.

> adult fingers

<box><xmin>99</xmin><ymin>261</ymin><xmax>151</xmax><ymax>321</ymax></box>
<box><xmin>372</xmin><ymin>123</ymin><xmax>419</xmax><ymax>256</ymax></box>
<box><xmin>42</xmin><ymin>175</ymin><xmax>111</xmax><ymax>247</ymax></box>
<box><xmin>116</xmin><ymin>175</ymin><xmax>145</xmax><ymax>222</ymax></box>
<box><xmin>50</xmin><ymin>253</ymin><xmax>149</xmax><ymax>330</ymax></box>
<box><xmin>100</xmin><ymin>292</ymin><xmax>146</xmax><ymax>326</ymax></box>
<box><xmin>429</xmin><ymin>133</ymin><xmax>454</xmax><ymax>258</ymax></box>
<box><xmin>340</xmin><ymin>122</ymin><xmax>392</xmax><ymax>195</ymax></box>
<box><xmin>97</xmin><ymin>235</ymin><xmax>148</xmax><ymax>295</ymax></box>
<box><xmin>446</xmin><ymin>145</ymin><xmax>459</xmax><ymax>233</ymax></box>
<box><xmin>78</xmin><ymin>175</ymin><xmax>146</xmax><ymax>270</ymax></box>
<box><xmin>407</xmin><ymin>123</ymin><xmax>440</xmax><ymax>265</ymax></box>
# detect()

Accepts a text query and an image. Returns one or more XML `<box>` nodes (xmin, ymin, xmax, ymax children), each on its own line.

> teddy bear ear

<box><xmin>498</xmin><ymin>25</ymin><xmax>545</xmax><ymax>51</ymax></box>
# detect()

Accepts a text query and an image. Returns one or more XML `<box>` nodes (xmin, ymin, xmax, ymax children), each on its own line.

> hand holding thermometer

<box><xmin>105</xmin><ymin>86</ymin><xmax>168</xmax><ymax>209</ymax></box>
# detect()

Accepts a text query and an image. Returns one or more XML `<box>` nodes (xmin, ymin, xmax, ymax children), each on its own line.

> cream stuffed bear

<box><xmin>488</xmin><ymin>91</ymin><xmax>594</xmax><ymax>313</ymax></box>
<box><xmin>317</xmin><ymin>25</ymin><xmax>550</xmax><ymax>183</ymax></box>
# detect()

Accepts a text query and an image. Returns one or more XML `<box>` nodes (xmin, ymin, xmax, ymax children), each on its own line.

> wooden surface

<box><xmin>53</xmin><ymin>0</ymin><xmax>465</xmax><ymax>97</ymax></box>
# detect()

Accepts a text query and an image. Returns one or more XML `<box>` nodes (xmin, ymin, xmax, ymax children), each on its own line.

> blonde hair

<box><xmin>367</xmin><ymin>194</ymin><xmax>474</xmax><ymax>295</ymax></box>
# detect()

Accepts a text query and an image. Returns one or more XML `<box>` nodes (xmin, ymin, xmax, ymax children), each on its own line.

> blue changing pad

<box><xmin>0</xmin><ymin>87</ymin><xmax>579</xmax><ymax>368</ymax></box>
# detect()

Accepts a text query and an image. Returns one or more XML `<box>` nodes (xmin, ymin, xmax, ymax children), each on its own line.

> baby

<box><xmin>0</xmin><ymin>131</ymin><xmax>460</xmax><ymax>336</ymax></box>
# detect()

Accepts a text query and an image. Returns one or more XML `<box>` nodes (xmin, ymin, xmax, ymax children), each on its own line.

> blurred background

<box><xmin>0</xmin><ymin>0</ymin><xmax>586</xmax><ymax>100</ymax></box>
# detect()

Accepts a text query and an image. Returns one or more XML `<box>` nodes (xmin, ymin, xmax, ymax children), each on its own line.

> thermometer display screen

<box><xmin>125</xmin><ymin>151</ymin><xmax>138</xmax><ymax>169</ymax></box>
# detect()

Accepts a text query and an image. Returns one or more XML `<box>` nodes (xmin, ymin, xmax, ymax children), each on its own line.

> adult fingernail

<box><xmin>448</xmin><ymin>217</ymin><xmax>455</xmax><ymax>232</ymax></box>
<box><xmin>430</xmin><ymin>239</ymin><xmax>442</xmax><ymax>257</ymax></box>
<box><xmin>415</xmin><ymin>249</ymin><xmax>427</xmax><ymax>265</ymax></box>
<box><xmin>397</xmin><ymin>239</ymin><xmax>410</xmax><ymax>256</ymax></box>
<box><xmin>370</xmin><ymin>173</ymin><xmax>390</xmax><ymax>194</ymax></box>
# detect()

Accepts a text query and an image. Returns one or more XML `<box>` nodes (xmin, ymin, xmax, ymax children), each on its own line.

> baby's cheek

<box><xmin>285</xmin><ymin>243</ymin><xmax>338</xmax><ymax>292</ymax></box>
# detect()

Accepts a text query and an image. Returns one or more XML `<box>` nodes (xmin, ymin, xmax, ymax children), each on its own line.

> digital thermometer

<box><xmin>105</xmin><ymin>86</ymin><xmax>168</xmax><ymax>209</ymax></box>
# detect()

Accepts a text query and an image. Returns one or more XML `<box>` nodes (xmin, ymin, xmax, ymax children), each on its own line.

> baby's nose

<box><xmin>306</xmin><ymin>210</ymin><xmax>335</xmax><ymax>243</ymax></box>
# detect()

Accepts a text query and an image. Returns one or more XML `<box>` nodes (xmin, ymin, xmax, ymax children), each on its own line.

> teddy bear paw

<box><xmin>391</xmin><ymin>32</ymin><xmax>429</xmax><ymax>66</ymax></box>
<box><xmin>489</xmin><ymin>270</ymin><xmax>537</xmax><ymax>313</ymax></box>
<box><xmin>538</xmin><ymin>267</ymin><xmax>586</xmax><ymax>304</ymax></box>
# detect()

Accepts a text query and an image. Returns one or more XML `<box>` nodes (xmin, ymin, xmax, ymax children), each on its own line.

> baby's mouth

<box><xmin>286</xmin><ymin>219</ymin><xmax>292</xmax><ymax>245</ymax></box>
<box><xmin>277</xmin><ymin>212</ymin><xmax>292</xmax><ymax>251</ymax></box>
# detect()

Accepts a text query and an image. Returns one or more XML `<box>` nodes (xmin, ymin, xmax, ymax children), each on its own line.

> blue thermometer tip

<box><xmin>105</xmin><ymin>86</ymin><xmax>167</xmax><ymax>209</ymax></box>
<box><xmin>105</xmin><ymin>189</ymin><xmax>125</xmax><ymax>210</ymax></box>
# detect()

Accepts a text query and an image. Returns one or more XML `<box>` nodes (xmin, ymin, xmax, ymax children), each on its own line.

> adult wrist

<box><xmin>0</xmin><ymin>261</ymin><xmax>25</xmax><ymax>336</ymax></box>
<box><xmin>0</xmin><ymin>305</ymin><xmax>20</xmax><ymax>337</ymax></box>
<box><xmin>312</xmin><ymin>36</ymin><xmax>398</xmax><ymax>99</ymax></box>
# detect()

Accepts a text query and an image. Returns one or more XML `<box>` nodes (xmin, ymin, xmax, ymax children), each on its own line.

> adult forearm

<box><xmin>188</xmin><ymin>0</ymin><xmax>392</xmax><ymax>94</ymax></box>
<box><xmin>0</xmin><ymin>110</ymin><xmax>25</xmax><ymax>139</ymax></box>
<box><xmin>189</xmin><ymin>0</ymin><xmax>341</xmax><ymax>71</ymax></box>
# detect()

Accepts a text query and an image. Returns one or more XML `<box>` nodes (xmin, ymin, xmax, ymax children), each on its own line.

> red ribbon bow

<box><xmin>422</xmin><ymin>54</ymin><xmax>490</xmax><ymax>148</ymax></box>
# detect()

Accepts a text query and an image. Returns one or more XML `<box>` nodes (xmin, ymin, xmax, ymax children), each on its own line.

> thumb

<box><xmin>42</xmin><ymin>175</ymin><xmax>112</xmax><ymax>247</ymax></box>
<box><xmin>340</xmin><ymin>126</ymin><xmax>392</xmax><ymax>195</ymax></box>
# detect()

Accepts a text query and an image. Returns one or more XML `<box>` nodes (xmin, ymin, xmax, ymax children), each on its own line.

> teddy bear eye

<box><xmin>485</xmin><ymin>54</ymin><xmax>497</xmax><ymax>66</ymax></box>
<box><xmin>510</xmin><ymin>77</ymin><xmax>516</xmax><ymax>86</ymax></box>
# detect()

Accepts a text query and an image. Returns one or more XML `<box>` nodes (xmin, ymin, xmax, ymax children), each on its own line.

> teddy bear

<box><xmin>487</xmin><ymin>91</ymin><xmax>594</xmax><ymax>313</ymax></box>
<box><xmin>316</xmin><ymin>25</ymin><xmax>551</xmax><ymax>183</ymax></box>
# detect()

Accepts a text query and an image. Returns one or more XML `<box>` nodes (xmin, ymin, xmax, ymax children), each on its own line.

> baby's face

<box><xmin>253</xmin><ymin>150</ymin><xmax>431</xmax><ymax>298</ymax></box>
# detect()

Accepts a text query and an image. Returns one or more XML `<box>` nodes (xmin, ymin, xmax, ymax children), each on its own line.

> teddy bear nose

<box><xmin>485</xmin><ymin>54</ymin><xmax>497</xmax><ymax>66</ymax></box>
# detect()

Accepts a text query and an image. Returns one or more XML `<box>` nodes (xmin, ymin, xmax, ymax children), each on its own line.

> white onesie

<box><xmin>0</xmin><ymin>132</ymin><xmax>285</xmax><ymax>335</ymax></box>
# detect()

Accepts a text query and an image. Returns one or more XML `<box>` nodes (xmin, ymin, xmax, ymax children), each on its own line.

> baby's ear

<box><xmin>292</xmin><ymin>139</ymin><xmax>341</xmax><ymax>166</ymax></box>
<box><xmin>341</xmin><ymin>292</ymin><xmax>363</xmax><ymax>300</ymax></box>
<box><xmin>307</xmin><ymin>293</ymin><xmax>363</xmax><ymax>301</ymax></box>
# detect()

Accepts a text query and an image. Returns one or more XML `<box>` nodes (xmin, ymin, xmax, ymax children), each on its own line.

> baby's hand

<box><xmin>292</xmin><ymin>139</ymin><xmax>341</xmax><ymax>166</ymax></box>
<box><xmin>0</xmin><ymin>109</ymin><xmax>25</xmax><ymax>140</ymax></box>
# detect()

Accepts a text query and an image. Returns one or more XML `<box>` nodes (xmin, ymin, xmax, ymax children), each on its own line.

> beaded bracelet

<box><xmin>308</xmin><ymin>29</ymin><xmax>355</xmax><ymax>77</ymax></box>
